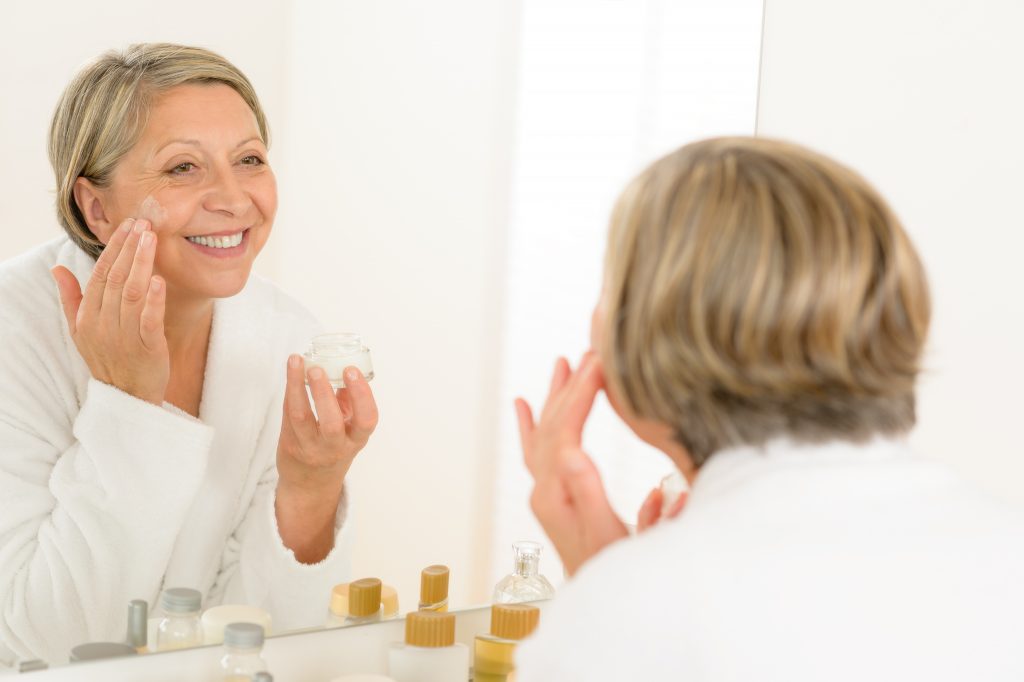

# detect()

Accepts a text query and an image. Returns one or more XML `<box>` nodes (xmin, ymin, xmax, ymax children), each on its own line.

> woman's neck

<box><xmin>162</xmin><ymin>290</ymin><xmax>214</xmax><ymax>358</ymax></box>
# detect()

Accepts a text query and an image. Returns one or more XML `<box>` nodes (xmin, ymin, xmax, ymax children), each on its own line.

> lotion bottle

<box><xmin>473</xmin><ymin>603</ymin><xmax>540</xmax><ymax>682</ymax></box>
<box><xmin>387</xmin><ymin>611</ymin><xmax>468</xmax><ymax>682</ymax></box>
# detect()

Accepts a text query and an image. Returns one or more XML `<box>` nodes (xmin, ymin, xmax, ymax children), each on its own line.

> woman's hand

<box><xmin>515</xmin><ymin>352</ymin><xmax>629</xmax><ymax>577</ymax></box>
<box><xmin>51</xmin><ymin>218</ymin><xmax>169</xmax><ymax>406</ymax></box>
<box><xmin>274</xmin><ymin>356</ymin><xmax>378</xmax><ymax>563</ymax></box>
<box><xmin>636</xmin><ymin>486</ymin><xmax>687</xmax><ymax>534</ymax></box>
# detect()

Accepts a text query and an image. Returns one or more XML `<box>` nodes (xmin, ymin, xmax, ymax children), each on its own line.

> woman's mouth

<box><xmin>184</xmin><ymin>229</ymin><xmax>249</xmax><ymax>257</ymax></box>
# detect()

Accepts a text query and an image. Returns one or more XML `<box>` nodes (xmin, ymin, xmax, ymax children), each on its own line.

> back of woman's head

<box><xmin>600</xmin><ymin>137</ymin><xmax>931</xmax><ymax>467</ymax></box>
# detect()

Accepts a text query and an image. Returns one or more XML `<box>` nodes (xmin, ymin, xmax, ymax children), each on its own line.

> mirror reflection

<box><xmin>0</xmin><ymin>0</ymin><xmax>763</xmax><ymax>670</ymax></box>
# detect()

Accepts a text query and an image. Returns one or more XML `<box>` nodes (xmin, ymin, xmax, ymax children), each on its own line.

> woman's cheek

<box><xmin>138</xmin><ymin>195</ymin><xmax>170</xmax><ymax>228</ymax></box>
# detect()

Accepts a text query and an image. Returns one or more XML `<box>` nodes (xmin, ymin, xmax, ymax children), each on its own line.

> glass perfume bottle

<box><xmin>474</xmin><ymin>603</ymin><xmax>540</xmax><ymax>682</ymax></box>
<box><xmin>303</xmin><ymin>333</ymin><xmax>374</xmax><ymax>389</ymax></box>
<box><xmin>418</xmin><ymin>565</ymin><xmax>450</xmax><ymax>612</ymax></box>
<box><xmin>492</xmin><ymin>541</ymin><xmax>555</xmax><ymax>604</ymax></box>
<box><xmin>155</xmin><ymin>587</ymin><xmax>203</xmax><ymax>651</ymax></box>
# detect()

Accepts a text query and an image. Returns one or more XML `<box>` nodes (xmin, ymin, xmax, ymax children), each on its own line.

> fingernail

<box><xmin>150</xmin><ymin>276</ymin><xmax>162</xmax><ymax>292</ymax></box>
<box><xmin>140</xmin><ymin>231</ymin><xmax>153</xmax><ymax>247</ymax></box>
<box><xmin>288</xmin><ymin>355</ymin><xmax>301</xmax><ymax>369</ymax></box>
<box><xmin>344</xmin><ymin>367</ymin><xmax>361</xmax><ymax>383</ymax></box>
<box><xmin>132</xmin><ymin>220</ymin><xmax>146</xmax><ymax>234</ymax></box>
<box><xmin>309</xmin><ymin>367</ymin><xmax>325</xmax><ymax>381</ymax></box>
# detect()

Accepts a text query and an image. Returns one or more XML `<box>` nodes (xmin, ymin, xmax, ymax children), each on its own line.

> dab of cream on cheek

<box><xmin>137</xmin><ymin>195</ymin><xmax>168</xmax><ymax>227</ymax></box>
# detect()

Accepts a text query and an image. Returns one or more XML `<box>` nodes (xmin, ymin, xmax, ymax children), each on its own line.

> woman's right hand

<box><xmin>51</xmin><ymin>218</ymin><xmax>169</xmax><ymax>406</ymax></box>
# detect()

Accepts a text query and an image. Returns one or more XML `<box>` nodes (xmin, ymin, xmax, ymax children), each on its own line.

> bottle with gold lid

<box><xmin>492</xmin><ymin>541</ymin><xmax>555</xmax><ymax>604</ymax></box>
<box><xmin>473</xmin><ymin>603</ymin><xmax>540</xmax><ymax>682</ymax></box>
<box><xmin>387</xmin><ymin>611</ymin><xmax>468</xmax><ymax>682</ymax></box>
<box><xmin>418</xmin><ymin>565</ymin><xmax>450</xmax><ymax>612</ymax></box>
<box><xmin>327</xmin><ymin>581</ymin><xmax>400</xmax><ymax>626</ymax></box>
<box><xmin>345</xmin><ymin>578</ymin><xmax>384</xmax><ymax>626</ymax></box>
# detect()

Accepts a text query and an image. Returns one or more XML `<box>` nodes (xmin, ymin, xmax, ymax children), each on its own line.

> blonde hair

<box><xmin>48</xmin><ymin>43</ymin><xmax>270</xmax><ymax>258</ymax></box>
<box><xmin>600</xmin><ymin>137</ymin><xmax>931</xmax><ymax>467</ymax></box>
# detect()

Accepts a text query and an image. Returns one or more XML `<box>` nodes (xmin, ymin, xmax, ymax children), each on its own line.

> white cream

<box><xmin>137</xmin><ymin>195</ymin><xmax>168</xmax><ymax>226</ymax></box>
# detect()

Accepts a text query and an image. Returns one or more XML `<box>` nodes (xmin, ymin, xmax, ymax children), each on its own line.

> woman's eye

<box><xmin>240</xmin><ymin>155</ymin><xmax>265</xmax><ymax>166</ymax></box>
<box><xmin>169</xmin><ymin>162</ymin><xmax>196</xmax><ymax>175</ymax></box>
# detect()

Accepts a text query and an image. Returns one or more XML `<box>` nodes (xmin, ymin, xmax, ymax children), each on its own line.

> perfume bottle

<box><xmin>492</xmin><ymin>541</ymin><xmax>555</xmax><ymax>604</ymax></box>
<box><xmin>474</xmin><ymin>603</ymin><xmax>540</xmax><ymax>682</ymax></box>
<box><xmin>303</xmin><ymin>333</ymin><xmax>374</xmax><ymax>389</ymax></box>
<box><xmin>418</xmin><ymin>565</ymin><xmax>450</xmax><ymax>612</ymax></box>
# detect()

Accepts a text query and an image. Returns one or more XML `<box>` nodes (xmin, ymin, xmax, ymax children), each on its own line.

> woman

<box><xmin>514</xmin><ymin>138</ymin><xmax>1024</xmax><ymax>680</ymax></box>
<box><xmin>0</xmin><ymin>44</ymin><xmax>377</xmax><ymax>666</ymax></box>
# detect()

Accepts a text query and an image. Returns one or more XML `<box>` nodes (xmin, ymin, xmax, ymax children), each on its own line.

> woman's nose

<box><xmin>204</xmin><ymin>165</ymin><xmax>253</xmax><ymax>217</ymax></box>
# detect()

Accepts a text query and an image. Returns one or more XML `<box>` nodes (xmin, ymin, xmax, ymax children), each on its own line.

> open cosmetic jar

<box><xmin>303</xmin><ymin>333</ymin><xmax>375</xmax><ymax>389</ymax></box>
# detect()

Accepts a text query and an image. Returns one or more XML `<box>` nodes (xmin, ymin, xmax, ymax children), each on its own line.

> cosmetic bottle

<box><xmin>387</xmin><ymin>611</ymin><xmax>468</xmax><ymax>682</ymax></box>
<box><xmin>473</xmin><ymin>603</ymin><xmax>540</xmax><ymax>682</ymax></box>
<box><xmin>126</xmin><ymin>599</ymin><xmax>148</xmax><ymax>653</ymax></box>
<box><xmin>418</xmin><ymin>565</ymin><xmax>450</xmax><ymax>612</ymax></box>
<box><xmin>304</xmin><ymin>333</ymin><xmax>374</xmax><ymax>388</ymax></box>
<box><xmin>328</xmin><ymin>582</ymin><xmax>400</xmax><ymax>626</ymax></box>
<box><xmin>252</xmin><ymin>674</ymin><xmax>273</xmax><ymax>682</ymax></box>
<box><xmin>659</xmin><ymin>470</ymin><xmax>688</xmax><ymax>516</ymax></box>
<box><xmin>220</xmin><ymin>622</ymin><xmax>268</xmax><ymax>681</ymax></box>
<box><xmin>202</xmin><ymin>604</ymin><xmax>272</xmax><ymax>644</ymax></box>
<box><xmin>492</xmin><ymin>541</ymin><xmax>555</xmax><ymax>604</ymax></box>
<box><xmin>345</xmin><ymin>578</ymin><xmax>384</xmax><ymax>625</ymax></box>
<box><xmin>155</xmin><ymin>587</ymin><xmax>203</xmax><ymax>651</ymax></box>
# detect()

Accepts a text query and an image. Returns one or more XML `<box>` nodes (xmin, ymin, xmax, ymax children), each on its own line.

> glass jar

<box><xmin>155</xmin><ymin>587</ymin><xmax>203</xmax><ymax>651</ymax></box>
<box><xmin>303</xmin><ymin>333</ymin><xmax>374</xmax><ymax>389</ymax></box>
<box><xmin>219</xmin><ymin>622</ymin><xmax>268</xmax><ymax>681</ymax></box>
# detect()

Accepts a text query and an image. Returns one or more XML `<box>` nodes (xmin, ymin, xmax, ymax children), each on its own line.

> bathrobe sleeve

<box><xmin>205</xmin><ymin>397</ymin><xmax>354</xmax><ymax>632</ymax></box>
<box><xmin>0</xmin><ymin>320</ymin><xmax>216</xmax><ymax>665</ymax></box>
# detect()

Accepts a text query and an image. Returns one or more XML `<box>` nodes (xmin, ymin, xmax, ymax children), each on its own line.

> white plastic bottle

<box><xmin>220</xmin><ymin>622</ymin><xmax>268</xmax><ymax>681</ymax></box>
<box><xmin>388</xmin><ymin>611</ymin><xmax>468</xmax><ymax>682</ymax></box>
<box><xmin>155</xmin><ymin>588</ymin><xmax>203</xmax><ymax>651</ymax></box>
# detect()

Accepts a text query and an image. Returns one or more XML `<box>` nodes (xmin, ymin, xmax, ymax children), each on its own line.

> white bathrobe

<box><xmin>516</xmin><ymin>438</ymin><xmax>1024</xmax><ymax>681</ymax></box>
<box><xmin>0</xmin><ymin>237</ymin><xmax>353</xmax><ymax>667</ymax></box>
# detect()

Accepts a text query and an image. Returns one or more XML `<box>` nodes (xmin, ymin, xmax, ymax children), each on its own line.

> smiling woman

<box><xmin>0</xmin><ymin>44</ymin><xmax>377</xmax><ymax>666</ymax></box>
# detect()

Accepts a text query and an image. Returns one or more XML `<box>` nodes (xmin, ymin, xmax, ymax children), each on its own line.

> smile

<box><xmin>185</xmin><ymin>231</ymin><xmax>246</xmax><ymax>248</ymax></box>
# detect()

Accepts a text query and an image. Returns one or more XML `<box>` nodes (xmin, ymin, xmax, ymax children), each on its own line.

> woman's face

<box><xmin>91</xmin><ymin>83</ymin><xmax>275</xmax><ymax>300</ymax></box>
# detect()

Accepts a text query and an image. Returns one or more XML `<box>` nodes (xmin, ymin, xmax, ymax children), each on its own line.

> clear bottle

<box><xmin>155</xmin><ymin>587</ymin><xmax>203</xmax><ymax>651</ymax></box>
<box><xmin>418</xmin><ymin>565</ymin><xmax>450</xmax><ymax>612</ymax></box>
<box><xmin>126</xmin><ymin>599</ymin><xmax>148</xmax><ymax>654</ymax></box>
<box><xmin>345</xmin><ymin>577</ymin><xmax>383</xmax><ymax>625</ymax></box>
<box><xmin>474</xmin><ymin>603</ymin><xmax>540</xmax><ymax>682</ymax></box>
<box><xmin>219</xmin><ymin>622</ymin><xmax>268</xmax><ymax>681</ymax></box>
<box><xmin>387</xmin><ymin>611</ymin><xmax>468</xmax><ymax>682</ymax></box>
<box><xmin>303</xmin><ymin>333</ymin><xmax>374</xmax><ymax>389</ymax></box>
<box><xmin>492</xmin><ymin>541</ymin><xmax>556</xmax><ymax>603</ymax></box>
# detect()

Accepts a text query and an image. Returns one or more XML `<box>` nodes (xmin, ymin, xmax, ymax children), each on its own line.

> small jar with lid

<box><xmin>155</xmin><ymin>587</ymin><xmax>203</xmax><ymax>651</ymax></box>
<box><xmin>387</xmin><ymin>611</ymin><xmax>468</xmax><ymax>682</ymax></box>
<box><xmin>303</xmin><ymin>333</ymin><xmax>374</xmax><ymax>388</ymax></box>
<box><xmin>473</xmin><ymin>603</ymin><xmax>540</xmax><ymax>681</ymax></box>
<box><xmin>345</xmin><ymin>577</ymin><xmax>384</xmax><ymax>625</ymax></box>
<box><xmin>418</xmin><ymin>565</ymin><xmax>450</xmax><ymax>612</ymax></box>
<box><xmin>220</xmin><ymin>622</ymin><xmax>269</xmax><ymax>681</ymax></box>
<box><xmin>327</xmin><ymin>581</ymin><xmax>400</xmax><ymax>626</ymax></box>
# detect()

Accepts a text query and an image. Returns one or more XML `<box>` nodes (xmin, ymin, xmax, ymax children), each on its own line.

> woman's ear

<box><xmin>72</xmin><ymin>177</ymin><xmax>115</xmax><ymax>244</ymax></box>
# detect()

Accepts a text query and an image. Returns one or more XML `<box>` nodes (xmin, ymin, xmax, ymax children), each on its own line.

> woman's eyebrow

<box><xmin>153</xmin><ymin>136</ymin><xmax>264</xmax><ymax>156</ymax></box>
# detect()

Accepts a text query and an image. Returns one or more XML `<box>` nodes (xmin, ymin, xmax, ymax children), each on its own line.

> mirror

<box><xmin>0</xmin><ymin>0</ymin><xmax>764</xmax><ymax>669</ymax></box>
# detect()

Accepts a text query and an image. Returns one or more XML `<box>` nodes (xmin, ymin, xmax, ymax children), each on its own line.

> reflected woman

<box><xmin>0</xmin><ymin>44</ymin><xmax>376</xmax><ymax>666</ymax></box>
<box><xmin>514</xmin><ymin>138</ymin><xmax>1024</xmax><ymax>680</ymax></box>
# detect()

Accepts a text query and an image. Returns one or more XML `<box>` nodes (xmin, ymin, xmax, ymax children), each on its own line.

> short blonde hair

<box><xmin>600</xmin><ymin>137</ymin><xmax>931</xmax><ymax>467</ymax></box>
<box><xmin>48</xmin><ymin>43</ymin><xmax>270</xmax><ymax>258</ymax></box>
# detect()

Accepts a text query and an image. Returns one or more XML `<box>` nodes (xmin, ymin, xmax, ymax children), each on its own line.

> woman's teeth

<box><xmin>186</xmin><ymin>232</ymin><xmax>244</xmax><ymax>249</ymax></box>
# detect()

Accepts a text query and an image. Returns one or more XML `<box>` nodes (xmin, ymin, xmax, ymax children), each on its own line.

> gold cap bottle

<box><xmin>490</xmin><ymin>603</ymin><xmax>539</xmax><ymax>640</ymax></box>
<box><xmin>330</xmin><ymin>582</ymin><xmax>400</xmax><ymax>619</ymax></box>
<box><xmin>405</xmin><ymin>611</ymin><xmax>456</xmax><ymax>648</ymax></box>
<box><xmin>419</xmin><ymin>565</ymin><xmax>450</xmax><ymax>611</ymax></box>
<box><xmin>348</xmin><ymin>578</ymin><xmax>382</xmax><ymax>618</ymax></box>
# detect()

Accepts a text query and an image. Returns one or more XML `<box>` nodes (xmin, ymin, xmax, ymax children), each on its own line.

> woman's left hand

<box><xmin>515</xmin><ymin>352</ymin><xmax>629</xmax><ymax>577</ymax></box>
<box><xmin>274</xmin><ymin>355</ymin><xmax>378</xmax><ymax>563</ymax></box>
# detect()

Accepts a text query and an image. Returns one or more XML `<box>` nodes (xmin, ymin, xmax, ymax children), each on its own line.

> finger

<box><xmin>121</xmin><ymin>227</ymin><xmax>157</xmax><ymax>329</ymax></box>
<box><xmin>545</xmin><ymin>357</ymin><xmax>572</xmax><ymax>403</ymax></box>
<box><xmin>139</xmin><ymin>276</ymin><xmax>167</xmax><ymax>352</ymax></box>
<box><xmin>342</xmin><ymin>366</ymin><xmax>378</xmax><ymax>445</ymax></box>
<box><xmin>637</xmin><ymin>488</ymin><xmax>663</xmax><ymax>533</ymax></box>
<box><xmin>81</xmin><ymin>218</ymin><xmax>134</xmax><ymax>316</ymax></box>
<box><xmin>51</xmin><ymin>266</ymin><xmax>83</xmax><ymax>335</ymax></box>
<box><xmin>101</xmin><ymin>219</ymin><xmax>147</xmax><ymax>322</ymax></box>
<box><xmin>515</xmin><ymin>398</ymin><xmax>536</xmax><ymax>473</ymax></box>
<box><xmin>666</xmin><ymin>490</ymin><xmax>688</xmax><ymax>519</ymax></box>
<box><xmin>284</xmin><ymin>355</ymin><xmax>318</xmax><ymax>442</ymax></box>
<box><xmin>307</xmin><ymin>366</ymin><xmax>345</xmax><ymax>437</ymax></box>
<box><xmin>556</xmin><ymin>352</ymin><xmax>604</xmax><ymax>445</ymax></box>
<box><xmin>336</xmin><ymin>386</ymin><xmax>354</xmax><ymax>423</ymax></box>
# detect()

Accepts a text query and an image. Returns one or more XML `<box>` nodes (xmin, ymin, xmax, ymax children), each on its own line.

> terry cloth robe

<box><xmin>0</xmin><ymin>237</ymin><xmax>353</xmax><ymax>666</ymax></box>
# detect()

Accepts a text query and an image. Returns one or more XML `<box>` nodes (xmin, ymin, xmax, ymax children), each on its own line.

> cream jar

<box><xmin>303</xmin><ymin>333</ymin><xmax>374</xmax><ymax>389</ymax></box>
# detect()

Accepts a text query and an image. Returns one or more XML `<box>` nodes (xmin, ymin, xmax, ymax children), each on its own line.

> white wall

<box><xmin>757</xmin><ymin>0</ymin><xmax>1024</xmax><ymax>500</ymax></box>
